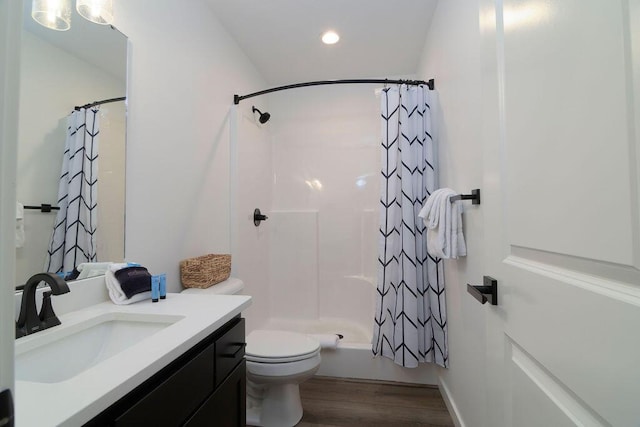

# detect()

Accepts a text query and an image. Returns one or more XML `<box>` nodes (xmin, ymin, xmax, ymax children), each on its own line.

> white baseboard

<box><xmin>438</xmin><ymin>375</ymin><xmax>465</xmax><ymax>427</ymax></box>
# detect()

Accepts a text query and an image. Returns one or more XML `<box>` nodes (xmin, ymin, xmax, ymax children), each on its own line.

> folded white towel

<box><xmin>105</xmin><ymin>264</ymin><xmax>151</xmax><ymax>305</ymax></box>
<box><xmin>307</xmin><ymin>334</ymin><xmax>340</xmax><ymax>350</ymax></box>
<box><xmin>76</xmin><ymin>262</ymin><xmax>112</xmax><ymax>280</ymax></box>
<box><xmin>15</xmin><ymin>202</ymin><xmax>24</xmax><ymax>248</ymax></box>
<box><xmin>418</xmin><ymin>188</ymin><xmax>467</xmax><ymax>259</ymax></box>
<box><xmin>108</xmin><ymin>262</ymin><xmax>132</xmax><ymax>272</ymax></box>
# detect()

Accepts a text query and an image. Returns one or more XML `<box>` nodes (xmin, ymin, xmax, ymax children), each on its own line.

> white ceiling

<box><xmin>207</xmin><ymin>0</ymin><xmax>439</xmax><ymax>86</ymax></box>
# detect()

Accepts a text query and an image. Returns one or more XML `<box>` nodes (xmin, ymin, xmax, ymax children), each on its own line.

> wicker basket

<box><xmin>180</xmin><ymin>254</ymin><xmax>231</xmax><ymax>289</ymax></box>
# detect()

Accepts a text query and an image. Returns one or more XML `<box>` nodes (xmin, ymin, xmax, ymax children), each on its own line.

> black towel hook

<box><xmin>467</xmin><ymin>276</ymin><xmax>498</xmax><ymax>305</ymax></box>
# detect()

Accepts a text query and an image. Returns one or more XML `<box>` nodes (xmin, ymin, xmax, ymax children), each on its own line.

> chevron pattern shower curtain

<box><xmin>45</xmin><ymin>107</ymin><xmax>100</xmax><ymax>274</ymax></box>
<box><xmin>372</xmin><ymin>85</ymin><xmax>448</xmax><ymax>368</ymax></box>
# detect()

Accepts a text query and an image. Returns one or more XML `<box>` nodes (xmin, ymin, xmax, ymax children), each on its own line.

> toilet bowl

<box><xmin>246</xmin><ymin>330</ymin><xmax>321</xmax><ymax>427</ymax></box>
<box><xmin>181</xmin><ymin>278</ymin><xmax>321</xmax><ymax>427</ymax></box>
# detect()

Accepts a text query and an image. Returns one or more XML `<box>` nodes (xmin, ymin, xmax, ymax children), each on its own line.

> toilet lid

<box><xmin>246</xmin><ymin>330</ymin><xmax>320</xmax><ymax>362</ymax></box>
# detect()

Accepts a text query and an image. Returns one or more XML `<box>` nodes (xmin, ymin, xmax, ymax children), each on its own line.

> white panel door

<box><xmin>481</xmin><ymin>0</ymin><xmax>640</xmax><ymax>426</ymax></box>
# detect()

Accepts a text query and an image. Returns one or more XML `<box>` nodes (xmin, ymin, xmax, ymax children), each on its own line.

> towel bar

<box><xmin>450</xmin><ymin>189</ymin><xmax>480</xmax><ymax>205</ymax></box>
<box><xmin>24</xmin><ymin>204</ymin><xmax>60</xmax><ymax>213</ymax></box>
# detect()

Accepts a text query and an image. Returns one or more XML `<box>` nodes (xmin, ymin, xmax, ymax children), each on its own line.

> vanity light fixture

<box><xmin>321</xmin><ymin>30</ymin><xmax>340</xmax><ymax>45</ymax></box>
<box><xmin>31</xmin><ymin>0</ymin><xmax>72</xmax><ymax>31</ymax></box>
<box><xmin>31</xmin><ymin>0</ymin><xmax>114</xmax><ymax>31</ymax></box>
<box><xmin>76</xmin><ymin>0</ymin><xmax>114</xmax><ymax>25</ymax></box>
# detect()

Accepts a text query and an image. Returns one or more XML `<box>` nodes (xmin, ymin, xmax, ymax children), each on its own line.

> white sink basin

<box><xmin>15</xmin><ymin>312</ymin><xmax>184</xmax><ymax>383</ymax></box>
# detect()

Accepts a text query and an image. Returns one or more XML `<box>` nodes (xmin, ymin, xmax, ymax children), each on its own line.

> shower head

<box><xmin>252</xmin><ymin>106</ymin><xmax>271</xmax><ymax>124</ymax></box>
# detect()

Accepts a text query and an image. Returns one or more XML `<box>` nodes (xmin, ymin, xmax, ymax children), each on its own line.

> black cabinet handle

<box><xmin>467</xmin><ymin>276</ymin><xmax>498</xmax><ymax>305</ymax></box>
<box><xmin>221</xmin><ymin>342</ymin><xmax>246</xmax><ymax>358</ymax></box>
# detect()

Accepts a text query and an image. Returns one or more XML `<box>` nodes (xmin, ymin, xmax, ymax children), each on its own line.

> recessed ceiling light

<box><xmin>321</xmin><ymin>30</ymin><xmax>340</xmax><ymax>45</ymax></box>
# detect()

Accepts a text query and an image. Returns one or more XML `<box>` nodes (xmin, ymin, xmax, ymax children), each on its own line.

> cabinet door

<box><xmin>185</xmin><ymin>360</ymin><xmax>246</xmax><ymax>427</ymax></box>
<box><xmin>114</xmin><ymin>344</ymin><xmax>215</xmax><ymax>426</ymax></box>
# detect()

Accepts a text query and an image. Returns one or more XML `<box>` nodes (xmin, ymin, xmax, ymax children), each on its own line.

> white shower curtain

<box><xmin>45</xmin><ymin>107</ymin><xmax>100</xmax><ymax>274</ymax></box>
<box><xmin>372</xmin><ymin>85</ymin><xmax>448</xmax><ymax>368</ymax></box>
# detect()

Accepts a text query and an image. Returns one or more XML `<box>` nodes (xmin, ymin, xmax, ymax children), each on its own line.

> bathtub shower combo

<box><xmin>234</xmin><ymin>80</ymin><xmax>440</xmax><ymax>388</ymax></box>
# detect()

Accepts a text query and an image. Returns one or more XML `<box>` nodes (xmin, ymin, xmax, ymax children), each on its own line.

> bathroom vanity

<box><xmin>88</xmin><ymin>316</ymin><xmax>246</xmax><ymax>426</ymax></box>
<box><xmin>14</xmin><ymin>289</ymin><xmax>251</xmax><ymax>427</ymax></box>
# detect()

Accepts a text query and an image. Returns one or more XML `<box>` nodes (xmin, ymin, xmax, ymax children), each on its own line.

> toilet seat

<box><xmin>246</xmin><ymin>352</ymin><xmax>321</xmax><ymax>379</ymax></box>
<box><xmin>246</xmin><ymin>330</ymin><xmax>320</xmax><ymax>363</ymax></box>
<box><xmin>246</xmin><ymin>351</ymin><xmax>318</xmax><ymax>363</ymax></box>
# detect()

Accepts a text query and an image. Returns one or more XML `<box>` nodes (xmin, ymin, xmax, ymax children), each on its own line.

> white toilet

<box><xmin>245</xmin><ymin>329</ymin><xmax>321</xmax><ymax>426</ymax></box>
<box><xmin>181</xmin><ymin>278</ymin><xmax>321</xmax><ymax>427</ymax></box>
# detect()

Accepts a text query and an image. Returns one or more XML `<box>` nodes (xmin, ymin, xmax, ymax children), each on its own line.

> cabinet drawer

<box><xmin>114</xmin><ymin>343</ymin><xmax>215</xmax><ymax>426</ymax></box>
<box><xmin>215</xmin><ymin>318</ymin><xmax>245</xmax><ymax>387</ymax></box>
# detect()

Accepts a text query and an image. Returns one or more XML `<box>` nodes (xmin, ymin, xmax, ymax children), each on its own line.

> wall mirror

<box><xmin>15</xmin><ymin>1</ymin><xmax>127</xmax><ymax>288</ymax></box>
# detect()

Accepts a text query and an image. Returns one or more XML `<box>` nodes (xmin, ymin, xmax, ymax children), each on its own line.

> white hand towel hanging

<box><xmin>418</xmin><ymin>188</ymin><xmax>467</xmax><ymax>259</ymax></box>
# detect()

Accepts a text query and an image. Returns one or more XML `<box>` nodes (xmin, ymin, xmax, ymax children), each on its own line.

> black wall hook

<box><xmin>467</xmin><ymin>276</ymin><xmax>498</xmax><ymax>305</ymax></box>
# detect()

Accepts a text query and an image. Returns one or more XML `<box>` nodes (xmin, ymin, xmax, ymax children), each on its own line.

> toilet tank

<box><xmin>180</xmin><ymin>278</ymin><xmax>245</xmax><ymax>295</ymax></box>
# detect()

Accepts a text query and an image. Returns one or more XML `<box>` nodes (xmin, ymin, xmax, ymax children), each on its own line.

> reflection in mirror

<box><xmin>16</xmin><ymin>2</ymin><xmax>127</xmax><ymax>287</ymax></box>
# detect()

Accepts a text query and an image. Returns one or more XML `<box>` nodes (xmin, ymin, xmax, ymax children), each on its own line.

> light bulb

<box><xmin>76</xmin><ymin>0</ymin><xmax>113</xmax><ymax>25</ymax></box>
<box><xmin>32</xmin><ymin>0</ymin><xmax>71</xmax><ymax>31</ymax></box>
<box><xmin>321</xmin><ymin>31</ymin><xmax>340</xmax><ymax>45</ymax></box>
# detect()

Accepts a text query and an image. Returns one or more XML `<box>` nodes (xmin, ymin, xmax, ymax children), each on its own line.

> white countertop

<box><xmin>15</xmin><ymin>293</ymin><xmax>251</xmax><ymax>427</ymax></box>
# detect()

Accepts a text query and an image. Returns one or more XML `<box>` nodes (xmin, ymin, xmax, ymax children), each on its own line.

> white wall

<box><xmin>113</xmin><ymin>0</ymin><xmax>267</xmax><ymax>292</ymax></box>
<box><xmin>16</xmin><ymin>30</ymin><xmax>126</xmax><ymax>282</ymax></box>
<box><xmin>417</xmin><ymin>0</ymin><xmax>488</xmax><ymax>425</ymax></box>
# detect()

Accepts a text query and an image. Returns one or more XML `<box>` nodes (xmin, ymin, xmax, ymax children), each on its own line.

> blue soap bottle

<box><xmin>159</xmin><ymin>274</ymin><xmax>167</xmax><ymax>299</ymax></box>
<box><xmin>151</xmin><ymin>275</ymin><xmax>160</xmax><ymax>302</ymax></box>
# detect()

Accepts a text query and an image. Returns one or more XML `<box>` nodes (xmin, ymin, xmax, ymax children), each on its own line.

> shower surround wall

<box><xmin>231</xmin><ymin>104</ymin><xmax>273</xmax><ymax>334</ymax></box>
<box><xmin>258</xmin><ymin>84</ymin><xmax>436</xmax><ymax>384</ymax></box>
<box><xmin>268</xmin><ymin>85</ymin><xmax>379</xmax><ymax>340</ymax></box>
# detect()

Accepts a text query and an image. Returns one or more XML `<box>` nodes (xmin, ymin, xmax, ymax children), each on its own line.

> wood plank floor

<box><xmin>296</xmin><ymin>377</ymin><xmax>455</xmax><ymax>427</ymax></box>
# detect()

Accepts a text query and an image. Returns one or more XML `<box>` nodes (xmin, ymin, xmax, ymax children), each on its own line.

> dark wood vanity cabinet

<box><xmin>85</xmin><ymin>316</ymin><xmax>246</xmax><ymax>427</ymax></box>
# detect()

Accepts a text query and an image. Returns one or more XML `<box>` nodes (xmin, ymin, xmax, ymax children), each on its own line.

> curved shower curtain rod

<box><xmin>233</xmin><ymin>78</ymin><xmax>435</xmax><ymax>105</ymax></box>
<box><xmin>74</xmin><ymin>96</ymin><xmax>126</xmax><ymax>111</ymax></box>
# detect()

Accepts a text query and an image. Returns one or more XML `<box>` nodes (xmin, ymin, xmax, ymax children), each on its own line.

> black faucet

<box><xmin>16</xmin><ymin>273</ymin><xmax>70</xmax><ymax>338</ymax></box>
